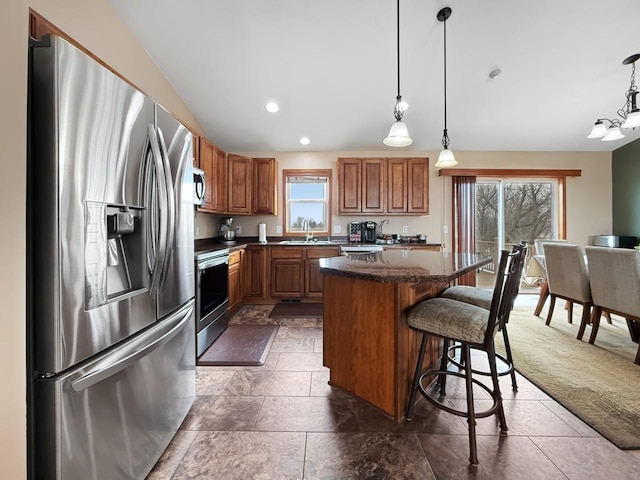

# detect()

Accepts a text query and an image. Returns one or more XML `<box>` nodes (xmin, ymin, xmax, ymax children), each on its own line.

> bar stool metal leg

<box><xmin>438</xmin><ymin>338</ymin><xmax>450</xmax><ymax>397</ymax></box>
<box><xmin>406</xmin><ymin>333</ymin><xmax>429</xmax><ymax>420</ymax></box>
<box><xmin>487</xmin><ymin>342</ymin><xmax>508</xmax><ymax>432</ymax></box>
<box><xmin>501</xmin><ymin>325</ymin><xmax>518</xmax><ymax>391</ymax></box>
<box><xmin>462</xmin><ymin>344</ymin><xmax>478</xmax><ymax>466</ymax></box>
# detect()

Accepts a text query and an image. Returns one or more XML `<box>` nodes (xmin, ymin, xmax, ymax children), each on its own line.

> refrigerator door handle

<box><xmin>156</xmin><ymin>126</ymin><xmax>176</xmax><ymax>290</ymax></box>
<box><xmin>70</xmin><ymin>303</ymin><xmax>194</xmax><ymax>392</ymax></box>
<box><xmin>144</xmin><ymin>124</ymin><xmax>169</xmax><ymax>296</ymax></box>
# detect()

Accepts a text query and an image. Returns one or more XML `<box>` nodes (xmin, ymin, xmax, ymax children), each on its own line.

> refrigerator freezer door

<box><xmin>33</xmin><ymin>300</ymin><xmax>196</xmax><ymax>480</ymax></box>
<box><xmin>155</xmin><ymin>106</ymin><xmax>195</xmax><ymax>319</ymax></box>
<box><xmin>30</xmin><ymin>36</ymin><xmax>157</xmax><ymax>373</ymax></box>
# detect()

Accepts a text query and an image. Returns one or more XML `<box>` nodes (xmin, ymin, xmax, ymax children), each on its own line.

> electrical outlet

<box><xmin>235</xmin><ymin>226</ymin><xmax>241</xmax><ymax>235</ymax></box>
<box><xmin>195</xmin><ymin>226</ymin><xmax>200</xmax><ymax>236</ymax></box>
<box><xmin>402</xmin><ymin>226</ymin><xmax>408</xmax><ymax>233</ymax></box>
<box><xmin>334</xmin><ymin>225</ymin><xmax>342</xmax><ymax>233</ymax></box>
<box><xmin>275</xmin><ymin>225</ymin><xmax>282</xmax><ymax>234</ymax></box>
<box><xmin>443</xmin><ymin>225</ymin><xmax>449</xmax><ymax>234</ymax></box>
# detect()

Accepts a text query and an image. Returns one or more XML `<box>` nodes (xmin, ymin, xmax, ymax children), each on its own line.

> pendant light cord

<box><xmin>442</xmin><ymin>13</ymin><xmax>450</xmax><ymax>149</ymax></box>
<box><xmin>396</xmin><ymin>0</ymin><xmax>401</xmax><ymax>98</ymax></box>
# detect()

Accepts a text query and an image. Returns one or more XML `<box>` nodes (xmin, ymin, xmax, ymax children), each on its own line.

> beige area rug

<box><xmin>496</xmin><ymin>306</ymin><xmax>640</xmax><ymax>449</ymax></box>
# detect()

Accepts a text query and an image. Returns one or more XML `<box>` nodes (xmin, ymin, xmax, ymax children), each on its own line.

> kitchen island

<box><xmin>319</xmin><ymin>250</ymin><xmax>490</xmax><ymax>420</ymax></box>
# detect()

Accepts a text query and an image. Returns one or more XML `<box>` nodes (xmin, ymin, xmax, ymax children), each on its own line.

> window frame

<box><xmin>282</xmin><ymin>169</ymin><xmax>332</xmax><ymax>237</ymax></box>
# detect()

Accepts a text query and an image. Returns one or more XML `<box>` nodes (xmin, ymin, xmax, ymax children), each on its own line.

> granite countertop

<box><xmin>318</xmin><ymin>250</ymin><xmax>490</xmax><ymax>284</ymax></box>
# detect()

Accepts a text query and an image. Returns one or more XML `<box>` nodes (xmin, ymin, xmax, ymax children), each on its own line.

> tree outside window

<box><xmin>283</xmin><ymin>169</ymin><xmax>332</xmax><ymax>236</ymax></box>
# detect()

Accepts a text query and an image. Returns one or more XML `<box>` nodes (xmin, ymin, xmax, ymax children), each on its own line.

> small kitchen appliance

<box><xmin>361</xmin><ymin>221</ymin><xmax>378</xmax><ymax>243</ymax></box>
<box><xmin>349</xmin><ymin>222</ymin><xmax>362</xmax><ymax>243</ymax></box>
<box><xmin>218</xmin><ymin>216</ymin><xmax>236</xmax><ymax>243</ymax></box>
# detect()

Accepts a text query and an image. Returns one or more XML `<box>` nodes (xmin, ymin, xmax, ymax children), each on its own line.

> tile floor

<box><xmin>147</xmin><ymin>297</ymin><xmax>640</xmax><ymax>479</ymax></box>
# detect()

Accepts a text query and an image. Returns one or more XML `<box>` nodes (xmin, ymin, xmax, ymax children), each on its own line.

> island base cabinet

<box><xmin>322</xmin><ymin>274</ymin><xmax>448</xmax><ymax>420</ymax></box>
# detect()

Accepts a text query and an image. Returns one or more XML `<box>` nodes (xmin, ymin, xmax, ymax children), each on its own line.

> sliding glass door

<box><xmin>476</xmin><ymin>179</ymin><xmax>556</xmax><ymax>288</ymax></box>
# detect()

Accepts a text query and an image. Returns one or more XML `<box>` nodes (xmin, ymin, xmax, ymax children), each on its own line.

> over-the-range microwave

<box><xmin>193</xmin><ymin>167</ymin><xmax>206</xmax><ymax>205</ymax></box>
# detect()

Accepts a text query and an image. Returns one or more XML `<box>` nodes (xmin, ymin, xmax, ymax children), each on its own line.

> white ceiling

<box><xmin>109</xmin><ymin>0</ymin><xmax>640</xmax><ymax>153</ymax></box>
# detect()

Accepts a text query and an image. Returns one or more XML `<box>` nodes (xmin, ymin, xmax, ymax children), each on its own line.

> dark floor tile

<box><xmin>147</xmin><ymin>430</ymin><xmax>197</xmax><ymax>480</ymax></box>
<box><xmin>530</xmin><ymin>436</ymin><xmax>640</xmax><ymax>479</ymax></box>
<box><xmin>222</xmin><ymin>370</ymin><xmax>311</xmax><ymax>396</ymax></box>
<box><xmin>418</xmin><ymin>434</ymin><xmax>566</xmax><ymax>479</ymax></box>
<box><xmin>304</xmin><ymin>432</ymin><xmax>435</xmax><ymax>480</ymax></box>
<box><xmin>172</xmin><ymin>431</ymin><xmax>305</xmax><ymax>480</ymax></box>
<box><xmin>540</xmin><ymin>400</ymin><xmax>602</xmax><ymax>438</ymax></box>
<box><xmin>445</xmin><ymin>398</ymin><xmax>584</xmax><ymax>437</ymax></box>
<box><xmin>180</xmin><ymin>395</ymin><xmax>264</xmax><ymax>431</ymax></box>
<box><xmin>275</xmin><ymin>352</ymin><xmax>328</xmax><ymax>371</ymax></box>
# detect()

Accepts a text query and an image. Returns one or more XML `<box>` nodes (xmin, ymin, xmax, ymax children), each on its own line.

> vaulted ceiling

<box><xmin>110</xmin><ymin>0</ymin><xmax>640</xmax><ymax>153</ymax></box>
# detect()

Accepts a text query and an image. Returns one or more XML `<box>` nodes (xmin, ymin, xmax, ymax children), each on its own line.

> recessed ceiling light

<box><xmin>265</xmin><ymin>102</ymin><xmax>279</xmax><ymax>113</ymax></box>
<box><xmin>299</xmin><ymin>137</ymin><xmax>311</xmax><ymax>145</ymax></box>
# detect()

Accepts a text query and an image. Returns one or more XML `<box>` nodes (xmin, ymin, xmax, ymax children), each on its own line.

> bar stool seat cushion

<box><xmin>407</xmin><ymin>298</ymin><xmax>489</xmax><ymax>345</ymax></box>
<box><xmin>441</xmin><ymin>286</ymin><xmax>492</xmax><ymax>310</ymax></box>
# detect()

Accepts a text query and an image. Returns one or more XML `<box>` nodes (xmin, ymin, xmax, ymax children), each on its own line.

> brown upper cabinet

<box><xmin>337</xmin><ymin>158</ymin><xmax>385</xmax><ymax>214</ymax></box>
<box><xmin>195</xmin><ymin>136</ymin><xmax>227</xmax><ymax>213</ymax></box>
<box><xmin>227</xmin><ymin>155</ymin><xmax>278</xmax><ymax>215</ymax></box>
<box><xmin>227</xmin><ymin>154</ymin><xmax>252</xmax><ymax>214</ymax></box>
<box><xmin>252</xmin><ymin>158</ymin><xmax>278</xmax><ymax>215</ymax></box>
<box><xmin>338</xmin><ymin>157</ymin><xmax>428</xmax><ymax>215</ymax></box>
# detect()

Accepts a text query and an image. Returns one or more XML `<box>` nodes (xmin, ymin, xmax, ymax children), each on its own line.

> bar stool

<box><xmin>439</xmin><ymin>243</ymin><xmax>527</xmax><ymax>391</ymax></box>
<box><xmin>405</xmin><ymin>247</ymin><xmax>524</xmax><ymax>465</ymax></box>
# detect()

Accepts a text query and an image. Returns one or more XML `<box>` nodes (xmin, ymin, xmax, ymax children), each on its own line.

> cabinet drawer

<box><xmin>306</xmin><ymin>247</ymin><xmax>341</xmax><ymax>259</ymax></box>
<box><xmin>229</xmin><ymin>250</ymin><xmax>241</xmax><ymax>265</ymax></box>
<box><xmin>270</xmin><ymin>247</ymin><xmax>304</xmax><ymax>259</ymax></box>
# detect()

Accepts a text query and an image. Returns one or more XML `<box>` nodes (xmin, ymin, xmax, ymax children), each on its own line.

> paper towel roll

<box><xmin>258</xmin><ymin>223</ymin><xmax>267</xmax><ymax>244</ymax></box>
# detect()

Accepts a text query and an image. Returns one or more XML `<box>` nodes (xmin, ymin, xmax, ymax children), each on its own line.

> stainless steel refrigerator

<box><xmin>28</xmin><ymin>35</ymin><xmax>196</xmax><ymax>479</ymax></box>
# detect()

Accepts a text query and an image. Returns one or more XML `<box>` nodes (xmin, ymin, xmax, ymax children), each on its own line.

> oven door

<box><xmin>195</xmin><ymin>253</ymin><xmax>229</xmax><ymax>356</ymax></box>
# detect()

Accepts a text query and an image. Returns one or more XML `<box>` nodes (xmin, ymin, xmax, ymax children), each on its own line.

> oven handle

<box><xmin>198</xmin><ymin>256</ymin><xmax>229</xmax><ymax>270</ymax></box>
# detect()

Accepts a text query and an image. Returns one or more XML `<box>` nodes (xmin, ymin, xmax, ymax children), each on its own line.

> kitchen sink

<box><xmin>278</xmin><ymin>240</ymin><xmax>334</xmax><ymax>245</ymax></box>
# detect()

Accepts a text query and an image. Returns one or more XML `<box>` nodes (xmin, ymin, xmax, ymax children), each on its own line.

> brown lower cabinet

<box><xmin>243</xmin><ymin>245</ymin><xmax>268</xmax><ymax>301</ymax></box>
<box><xmin>270</xmin><ymin>248</ymin><xmax>305</xmax><ymax>298</ymax></box>
<box><xmin>228</xmin><ymin>250</ymin><xmax>242</xmax><ymax>312</ymax></box>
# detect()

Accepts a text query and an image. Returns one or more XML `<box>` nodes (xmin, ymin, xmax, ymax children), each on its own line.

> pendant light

<box><xmin>588</xmin><ymin>53</ymin><xmax>640</xmax><ymax>141</ymax></box>
<box><xmin>383</xmin><ymin>0</ymin><xmax>412</xmax><ymax>147</ymax></box>
<box><xmin>434</xmin><ymin>7</ymin><xmax>458</xmax><ymax>168</ymax></box>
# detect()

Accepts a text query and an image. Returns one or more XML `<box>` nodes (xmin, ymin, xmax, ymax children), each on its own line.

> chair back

<box><xmin>585</xmin><ymin>246</ymin><xmax>640</xmax><ymax>316</ymax></box>
<box><xmin>544</xmin><ymin>244</ymin><xmax>591</xmax><ymax>303</ymax></box>
<box><xmin>504</xmin><ymin>243</ymin><xmax>528</xmax><ymax>320</ymax></box>
<box><xmin>484</xmin><ymin>246</ymin><xmax>527</xmax><ymax>348</ymax></box>
<box><xmin>534</xmin><ymin>238</ymin><xmax>568</xmax><ymax>257</ymax></box>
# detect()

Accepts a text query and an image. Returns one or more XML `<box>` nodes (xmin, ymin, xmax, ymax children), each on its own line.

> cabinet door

<box><xmin>228</xmin><ymin>154</ymin><xmax>252</xmax><ymax>214</ymax></box>
<box><xmin>270</xmin><ymin>259</ymin><xmax>304</xmax><ymax>298</ymax></box>
<box><xmin>362</xmin><ymin>158</ymin><xmax>385</xmax><ymax>213</ymax></box>
<box><xmin>244</xmin><ymin>247</ymin><xmax>267</xmax><ymax>299</ymax></box>
<box><xmin>228</xmin><ymin>261</ymin><xmax>241</xmax><ymax>311</ymax></box>
<box><xmin>197</xmin><ymin>137</ymin><xmax>215</xmax><ymax>211</ymax></box>
<box><xmin>212</xmin><ymin>147</ymin><xmax>227</xmax><ymax>212</ymax></box>
<box><xmin>407</xmin><ymin>158</ymin><xmax>429</xmax><ymax>214</ymax></box>
<box><xmin>253</xmin><ymin>158</ymin><xmax>278</xmax><ymax>215</ymax></box>
<box><xmin>305</xmin><ymin>247</ymin><xmax>340</xmax><ymax>297</ymax></box>
<box><xmin>387</xmin><ymin>158</ymin><xmax>408</xmax><ymax>213</ymax></box>
<box><xmin>337</xmin><ymin>158</ymin><xmax>362</xmax><ymax>214</ymax></box>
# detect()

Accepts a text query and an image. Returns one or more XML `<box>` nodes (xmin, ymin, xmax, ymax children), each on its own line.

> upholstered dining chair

<box><xmin>440</xmin><ymin>243</ymin><xmax>527</xmax><ymax>391</ymax></box>
<box><xmin>580</xmin><ymin>247</ymin><xmax>640</xmax><ymax>365</ymax></box>
<box><xmin>405</xmin><ymin>247</ymin><xmax>525</xmax><ymax>465</ymax></box>
<box><xmin>542</xmin><ymin>243</ymin><xmax>592</xmax><ymax>328</ymax></box>
<box><xmin>532</xmin><ymin>239</ymin><xmax>568</xmax><ymax>316</ymax></box>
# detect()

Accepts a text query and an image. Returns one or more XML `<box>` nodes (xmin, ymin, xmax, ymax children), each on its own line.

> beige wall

<box><xmin>197</xmin><ymin>150</ymin><xmax>612</xmax><ymax>249</ymax></box>
<box><xmin>1</xmin><ymin>1</ymin><xmax>205</xmax><ymax>477</ymax></box>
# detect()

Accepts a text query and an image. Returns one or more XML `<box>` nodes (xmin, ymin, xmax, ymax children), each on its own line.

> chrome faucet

<box><xmin>303</xmin><ymin>219</ymin><xmax>313</xmax><ymax>242</ymax></box>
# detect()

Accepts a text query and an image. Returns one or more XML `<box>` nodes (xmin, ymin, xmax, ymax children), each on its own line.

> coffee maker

<box><xmin>361</xmin><ymin>221</ymin><xmax>377</xmax><ymax>243</ymax></box>
<box><xmin>218</xmin><ymin>216</ymin><xmax>236</xmax><ymax>243</ymax></box>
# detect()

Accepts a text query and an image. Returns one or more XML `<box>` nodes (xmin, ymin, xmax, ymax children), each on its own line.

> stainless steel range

<box><xmin>195</xmin><ymin>248</ymin><xmax>230</xmax><ymax>356</ymax></box>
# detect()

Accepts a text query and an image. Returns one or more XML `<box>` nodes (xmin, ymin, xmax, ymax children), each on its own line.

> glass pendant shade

<box><xmin>602</xmin><ymin>126</ymin><xmax>625</xmax><ymax>141</ymax></box>
<box><xmin>622</xmin><ymin>110</ymin><xmax>640</xmax><ymax>129</ymax></box>
<box><xmin>383</xmin><ymin>121</ymin><xmax>413</xmax><ymax>147</ymax></box>
<box><xmin>587</xmin><ymin>121</ymin><xmax>609</xmax><ymax>138</ymax></box>
<box><xmin>434</xmin><ymin>148</ymin><xmax>457</xmax><ymax>168</ymax></box>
